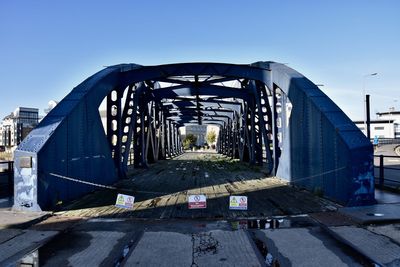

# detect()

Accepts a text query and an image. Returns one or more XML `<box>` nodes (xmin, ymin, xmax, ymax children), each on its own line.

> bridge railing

<box><xmin>372</xmin><ymin>138</ymin><xmax>400</xmax><ymax>145</ymax></box>
<box><xmin>374</xmin><ymin>155</ymin><xmax>400</xmax><ymax>189</ymax></box>
<box><xmin>0</xmin><ymin>161</ymin><xmax>14</xmax><ymax>198</ymax></box>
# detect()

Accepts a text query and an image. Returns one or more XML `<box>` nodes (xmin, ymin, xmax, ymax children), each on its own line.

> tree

<box><xmin>206</xmin><ymin>130</ymin><xmax>216</xmax><ymax>145</ymax></box>
<box><xmin>183</xmin><ymin>134</ymin><xmax>197</xmax><ymax>149</ymax></box>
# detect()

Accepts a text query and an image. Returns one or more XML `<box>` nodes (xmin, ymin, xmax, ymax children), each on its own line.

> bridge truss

<box><xmin>13</xmin><ymin>62</ymin><xmax>375</xmax><ymax>210</ymax></box>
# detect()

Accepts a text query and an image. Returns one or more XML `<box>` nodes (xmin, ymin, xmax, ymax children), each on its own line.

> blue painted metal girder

<box><xmin>152</xmin><ymin>84</ymin><xmax>251</xmax><ymax>101</ymax></box>
<box><xmin>13</xmin><ymin>61</ymin><xmax>374</xmax><ymax>211</ymax></box>
<box><xmin>252</xmin><ymin>61</ymin><xmax>374</xmax><ymax>206</ymax></box>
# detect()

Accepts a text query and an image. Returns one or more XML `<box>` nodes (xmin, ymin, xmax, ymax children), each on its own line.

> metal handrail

<box><xmin>0</xmin><ymin>161</ymin><xmax>13</xmax><ymax>170</ymax></box>
<box><xmin>374</xmin><ymin>155</ymin><xmax>400</xmax><ymax>158</ymax></box>
<box><xmin>373</xmin><ymin>154</ymin><xmax>400</xmax><ymax>188</ymax></box>
<box><xmin>371</xmin><ymin>138</ymin><xmax>400</xmax><ymax>145</ymax></box>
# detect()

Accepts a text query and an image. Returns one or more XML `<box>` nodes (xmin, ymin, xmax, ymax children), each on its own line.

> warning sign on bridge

<box><xmin>115</xmin><ymin>193</ymin><xmax>135</xmax><ymax>209</ymax></box>
<box><xmin>229</xmin><ymin>196</ymin><xmax>248</xmax><ymax>210</ymax></box>
<box><xmin>188</xmin><ymin>194</ymin><xmax>207</xmax><ymax>209</ymax></box>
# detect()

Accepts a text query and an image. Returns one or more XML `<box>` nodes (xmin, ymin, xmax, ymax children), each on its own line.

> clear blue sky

<box><xmin>1</xmin><ymin>0</ymin><xmax>399</xmax><ymax>120</ymax></box>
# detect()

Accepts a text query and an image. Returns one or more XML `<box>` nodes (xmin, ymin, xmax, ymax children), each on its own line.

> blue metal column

<box><xmin>271</xmin><ymin>84</ymin><xmax>279</xmax><ymax>175</ymax></box>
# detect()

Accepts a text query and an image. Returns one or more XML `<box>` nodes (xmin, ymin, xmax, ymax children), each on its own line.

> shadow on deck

<box><xmin>57</xmin><ymin>152</ymin><xmax>339</xmax><ymax>219</ymax></box>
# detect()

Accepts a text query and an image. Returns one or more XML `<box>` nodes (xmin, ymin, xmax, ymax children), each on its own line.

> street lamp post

<box><xmin>363</xmin><ymin>73</ymin><xmax>378</xmax><ymax>139</ymax></box>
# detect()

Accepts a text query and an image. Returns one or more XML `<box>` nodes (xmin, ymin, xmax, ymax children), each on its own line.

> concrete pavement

<box><xmin>327</xmin><ymin>226</ymin><xmax>400</xmax><ymax>266</ymax></box>
<box><xmin>0</xmin><ymin>229</ymin><xmax>58</xmax><ymax>266</ymax></box>
<box><xmin>338</xmin><ymin>203</ymin><xmax>400</xmax><ymax>224</ymax></box>
<box><xmin>126</xmin><ymin>230</ymin><xmax>263</xmax><ymax>267</ymax></box>
<box><xmin>253</xmin><ymin>227</ymin><xmax>362</xmax><ymax>266</ymax></box>
<box><xmin>1</xmin><ymin>206</ymin><xmax>400</xmax><ymax>266</ymax></box>
<box><xmin>0</xmin><ymin>209</ymin><xmax>50</xmax><ymax>229</ymax></box>
<box><xmin>1</xmin><ymin>151</ymin><xmax>400</xmax><ymax>266</ymax></box>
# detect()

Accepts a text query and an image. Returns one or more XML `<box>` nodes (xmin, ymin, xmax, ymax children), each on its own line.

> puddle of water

<box><xmin>248</xmin><ymin>219</ymin><xmax>287</xmax><ymax>230</ymax></box>
<box><xmin>231</xmin><ymin>215</ymin><xmax>316</xmax><ymax>230</ymax></box>
<box><xmin>114</xmin><ymin>240</ymin><xmax>135</xmax><ymax>267</ymax></box>
<box><xmin>253</xmin><ymin>237</ymin><xmax>279</xmax><ymax>266</ymax></box>
<box><xmin>366</xmin><ymin>213</ymin><xmax>385</xmax><ymax>217</ymax></box>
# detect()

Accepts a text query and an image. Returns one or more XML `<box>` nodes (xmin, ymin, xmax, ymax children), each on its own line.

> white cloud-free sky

<box><xmin>0</xmin><ymin>0</ymin><xmax>399</xmax><ymax>120</ymax></box>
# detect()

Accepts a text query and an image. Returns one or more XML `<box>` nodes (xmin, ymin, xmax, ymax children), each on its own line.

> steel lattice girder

<box><xmin>13</xmin><ymin>62</ymin><xmax>374</xmax><ymax>211</ymax></box>
<box><xmin>151</xmin><ymin>85</ymin><xmax>251</xmax><ymax>101</ymax></box>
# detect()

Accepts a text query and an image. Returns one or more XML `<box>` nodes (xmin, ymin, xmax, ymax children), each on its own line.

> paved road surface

<box><xmin>7</xmin><ymin>216</ymin><xmax>370</xmax><ymax>266</ymax></box>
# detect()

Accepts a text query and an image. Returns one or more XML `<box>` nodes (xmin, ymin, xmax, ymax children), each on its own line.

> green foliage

<box><xmin>206</xmin><ymin>130</ymin><xmax>217</xmax><ymax>145</ymax></box>
<box><xmin>183</xmin><ymin>133</ymin><xmax>197</xmax><ymax>149</ymax></box>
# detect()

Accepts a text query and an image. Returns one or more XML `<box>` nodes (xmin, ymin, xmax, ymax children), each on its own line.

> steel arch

<box><xmin>13</xmin><ymin>62</ymin><xmax>374</xmax><ymax>211</ymax></box>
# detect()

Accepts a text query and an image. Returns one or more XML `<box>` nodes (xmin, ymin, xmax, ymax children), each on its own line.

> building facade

<box><xmin>180</xmin><ymin>125</ymin><xmax>220</xmax><ymax>146</ymax></box>
<box><xmin>355</xmin><ymin>109</ymin><xmax>400</xmax><ymax>139</ymax></box>
<box><xmin>0</xmin><ymin>107</ymin><xmax>39</xmax><ymax>150</ymax></box>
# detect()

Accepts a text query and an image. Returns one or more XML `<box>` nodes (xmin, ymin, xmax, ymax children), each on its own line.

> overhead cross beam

<box><xmin>13</xmin><ymin>61</ymin><xmax>374</xmax><ymax>211</ymax></box>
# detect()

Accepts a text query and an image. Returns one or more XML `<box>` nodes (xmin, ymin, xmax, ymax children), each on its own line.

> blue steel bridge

<box><xmin>13</xmin><ymin>62</ymin><xmax>374</xmax><ymax>211</ymax></box>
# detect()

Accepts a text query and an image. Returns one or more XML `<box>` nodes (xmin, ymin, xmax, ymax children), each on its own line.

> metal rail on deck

<box><xmin>0</xmin><ymin>161</ymin><xmax>14</xmax><ymax>197</ymax></box>
<box><xmin>372</xmin><ymin>138</ymin><xmax>400</xmax><ymax>145</ymax></box>
<box><xmin>374</xmin><ymin>155</ymin><xmax>400</xmax><ymax>189</ymax></box>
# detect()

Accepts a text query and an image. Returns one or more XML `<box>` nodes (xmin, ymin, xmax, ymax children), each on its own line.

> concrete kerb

<box><xmin>338</xmin><ymin>203</ymin><xmax>400</xmax><ymax>225</ymax></box>
<box><xmin>323</xmin><ymin>225</ymin><xmax>400</xmax><ymax>266</ymax></box>
<box><xmin>314</xmin><ymin>204</ymin><xmax>400</xmax><ymax>266</ymax></box>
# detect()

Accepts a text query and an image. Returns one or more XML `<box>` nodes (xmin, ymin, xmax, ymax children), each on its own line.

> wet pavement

<box><xmin>375</xmin><ymin>188</ymin><xmax>400</xmax><ymax>204</ymax></box>
<box><xmin>0</xmin><ymin>215</ymin><xmax>376</xmax><ymax>267</ymax></box>
<box><xmin>2</xmin><ymin>208</ymin><xmax>400</xmax><ymax>266</ymax></box>
<box><xmin>0</xmin><ymin>229</ymin><xmax>58</xmax><ymax>266</ymax></box>
<box><xmin>2</xmin><ymin>152</ymin><xmax>400</xmax><ymax>266</ymax></box>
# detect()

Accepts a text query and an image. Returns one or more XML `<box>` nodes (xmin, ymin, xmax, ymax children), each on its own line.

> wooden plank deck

<box><xmin>59</xmin><ymin>152</ymin><xmax>339</xmax><ymax>219</ymax></box>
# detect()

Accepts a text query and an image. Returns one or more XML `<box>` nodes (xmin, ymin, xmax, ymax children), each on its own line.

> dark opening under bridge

<box><xmin>13</xmin><ymin>62</ymin><xmax>374</xmax><ymax>211</ymax></box>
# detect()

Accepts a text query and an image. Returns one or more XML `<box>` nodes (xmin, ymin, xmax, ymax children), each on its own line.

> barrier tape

<box><xmin>50</xmin><ymin>165</ymin><xmax>348</xmax><ymax>196</ymax></box>
<box><xmin>49</xmin><ymin>173</ymin><xmax>173</xmax><ymax>194</ymax></box>
<box><xmin>286</xmin><ymin>166</ymin><xmax>347</xmax><ymax>184</ymax></box>
<box><xmin>49</xmin><ymin>173</ymin><xmax>118</xmax><ymax>190</ymax></box>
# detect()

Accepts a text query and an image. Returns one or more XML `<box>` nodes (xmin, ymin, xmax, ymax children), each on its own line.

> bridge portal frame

<box><xmin>13</xmin><ymin>62</ymin><xmax>374</xmax><ymax>211</ymax></box>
